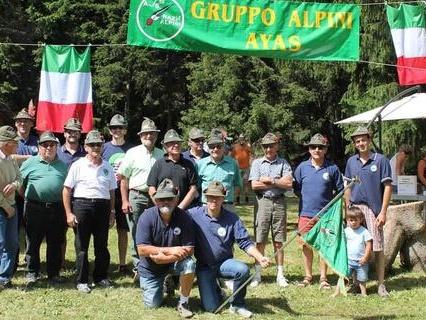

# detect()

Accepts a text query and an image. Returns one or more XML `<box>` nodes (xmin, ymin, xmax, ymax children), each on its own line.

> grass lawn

<box><xmin>1</xmin><ymin>198</ymin><xmax>425</xmax><ymax>319</ymax></box>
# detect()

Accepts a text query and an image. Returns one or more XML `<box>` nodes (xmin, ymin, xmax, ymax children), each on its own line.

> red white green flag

<box><xmin>37</xmin><ymin>45</ymin><xmax>93</xmax><ymax>133</ymax></box>
<box><xmin>387</xmin><ymin>4</ymin><xmax>426</xmax><ymax>85</ymax></box>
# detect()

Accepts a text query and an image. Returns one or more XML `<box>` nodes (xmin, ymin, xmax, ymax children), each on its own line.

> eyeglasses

<box><xmin>262</xmin><ymin>144</ymin><xmax>276</xmax><ymax>149</ymax></box>
<box><xmin>192</xmin><ymin>139</ymin><xmax>204</xmax><ymax>144</ymax></box>
<box><xmin>208</xmin><ymin>144</ymin><xmax>223</xmax><ymax>150</ymax></box>
<box><xmin>110</xmin><ymin>126</ymin><xmax>124</xmax><ymax>130</ymax></box>
<box><xmin>309</xmin><ymin>145</ymin><xmax>325</xmax><ymax>150</ymax></box>
<box><xmin>40</xmin><ymin>142</ymin><xmax>56</xmax><ymax>148</ymax></box>
<box><xmin>65</xmin><ymin>130</ymin><xmax>80</xmax><ymax>135</ymax></box>
<box><xmin>87</xmin><ymin>143</ymin><xmax>102</xmax><ymax>148</ymax></box>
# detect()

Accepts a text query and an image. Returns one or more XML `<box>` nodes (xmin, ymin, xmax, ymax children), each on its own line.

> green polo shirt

<box><xmin>197</xmin><ymin>155</ymin><xmax>242</xmax><ymax>203</ymax></box>
<box><xmin>20</xmin><ymin>155</ymin><xmax>68</xmax><ymax>202</ymax></box>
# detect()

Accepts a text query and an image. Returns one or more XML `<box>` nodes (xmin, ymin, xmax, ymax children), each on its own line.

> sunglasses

<box><xmin>87</xmin><ymin>143</ymin><xmax>102</xmax><ymax>148</ymax></box>
<box><xmin>192</xmin><ymin>139</ymin><xmax>204</xmax><ymax>144</ymax></box>
<box><xmin>110</xmin><ymin>126</ymin><xmax>124</xmax><ymax>130</ymax></box>
<box><xmin>65</xmin><ymin>130</ymin><xmax>80</xmax><ymax>135</ymax></box>
<box><xmin>208</xmin><ymin>144</ymin><xmax>223</xmax><ymax>150</ymax></box>
<box><xmin>309</xmin><ymin>145</ymin><xmax>325</xmax><ymax>150</ymax></box>
<box><xmin>40</xmin><ymin>142</ymin><xmax>56</xmax><ymax>148</ymax></box>
<box><xmin>262</xmin><ymin>144</ymin><xmax>276</xmax><ymax>149</ymax></box>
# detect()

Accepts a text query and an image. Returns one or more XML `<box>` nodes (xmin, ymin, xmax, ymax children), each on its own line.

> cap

<box><xmin>108</xmin><ymin>114</ymin><xmax>127</xmax><ymax>128</ymax></box>
<box><xmin>260</xmin><ymin>133</ymin><xmax>278</xmax><ymax>145</ymax></box>
<box><xmin>189</xmin><ymin>127</ymin><xmax>205</xmax><ymax>140</ymax></box>
<box><xmin>154</xmin><ymin>178</ymin><xmax>179</xmax><ymax>199</ymax></box>
<box><xmin>350</xmin><ymin>126</ymin><xmax>371</xmax><ymax>139</ymax></box>
<box><xmin>64</xmin><ymin>118</ymin><xmax>82</xmax><ymax>131</ymax></box>
<box><xmin>203</xmin><ymin>181</ymin><xmax>226</xmax><ymax>197</ymax></box>
<box><xmin>304</xmin><ymin>133</ymin><xmax>328</xmax><ymax>147</ymax></box>
<box><xmin>0</xmin><ymin>126</ymin><xmax>19</xmax><ymax>142</ymax></box>
<box><xmin>85</xmin><ymin>130</ymin><xmax>104</xmax><ymax>144</ymax></box>
<box><xmin>138</xmin><ymin>117</ymin><xmax>160</xmax><ymax>135</ymax></box>
<box><xmin>162</xmin><ymin>129</ymin><xmax>184</xmax><ymax>144</ymax></box>
<box><xmin>208</xmin><ymin>128</ymin><xmax>224</xmax><ymax>145</ymax></box>
<box><xmin>14</xmin><ymin>109</ymin><xmax>34</xmax><ymax>121</ymax></box>
<box><xmin>38</xmin><ymin>131</ymin><xmax>58</xmax><ymax>144</ymax></box>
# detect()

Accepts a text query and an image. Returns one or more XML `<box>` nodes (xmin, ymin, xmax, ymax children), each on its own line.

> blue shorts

<box><xmin>139</xmin><ymin>257</ymin><xmax>196</xmax><ymax>308</ymax></box>
<box><xmin>349</xmin><ymin>259</ymin><xmax>369</xmax><ymax>282</ymax></box>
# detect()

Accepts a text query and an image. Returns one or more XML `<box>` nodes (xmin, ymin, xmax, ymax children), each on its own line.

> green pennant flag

<box><xmin>302</xmin><ymin>198</ymin><xmax>349</xmax><ymax>278</ymax></box>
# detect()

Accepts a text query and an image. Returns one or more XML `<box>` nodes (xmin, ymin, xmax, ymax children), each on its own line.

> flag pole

<box><xmin>214</xmin><ymin>176</ymin><xmax>360</xmax><ymax>314</ymax></box>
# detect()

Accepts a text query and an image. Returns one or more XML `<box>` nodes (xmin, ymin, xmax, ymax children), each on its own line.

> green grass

<box><xmin>1</xmin><ymin>198</ymin><xmax>425</xmax><ymax>319</ymax></box>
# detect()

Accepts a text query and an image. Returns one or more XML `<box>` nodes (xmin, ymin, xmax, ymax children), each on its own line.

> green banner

<box><xmin>127</xmin><ymin>0</ymin><xmax>360</xmax><ymax>61</ymax></box>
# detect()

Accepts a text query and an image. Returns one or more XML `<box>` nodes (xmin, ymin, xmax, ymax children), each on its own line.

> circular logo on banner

<box><xmin>322</xmin><ymin>172</ymin><xmax>330</xmax><ymax>181</ymax></box>
<box><xmin>136</xmin><ymin>0</ymin><xmax>185</xmax><ymax>42</ymax></box>
<box><xmin>173</xmin><ymin>227</ymin><xmax>181</xmax><ymax>235</ymax></box>
<box><xmin>217</xmin><ymin>227</ymin><xmax>226</xmax><ymax>237</ymax></box>
<box><xmin>370</xmin><ymin>165</ymin><xmax>377</xmax><ymax>172</ymax></box>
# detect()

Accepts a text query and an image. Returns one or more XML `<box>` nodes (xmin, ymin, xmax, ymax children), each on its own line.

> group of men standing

<box><xmin>0</xmin><ymin>109</ymin><xmax>392</xmax><ymax>317</ymax></box>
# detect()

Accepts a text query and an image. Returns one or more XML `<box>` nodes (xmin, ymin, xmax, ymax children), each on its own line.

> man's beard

<box><xmin>159</xmin><ymin>206</ymin><xmax>174</xmax><ymax>215</ymax></box>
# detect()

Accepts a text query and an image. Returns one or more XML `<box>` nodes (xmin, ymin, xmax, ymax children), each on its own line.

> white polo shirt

<box><xmin>64</xmin><ymin>157</ymin><xmax>117</xmax><ymax>199</ymax></box>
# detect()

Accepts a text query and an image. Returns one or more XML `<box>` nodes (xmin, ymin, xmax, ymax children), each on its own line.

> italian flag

<box><xmin>37</xmin><ymin>45</ymin><xmax>93</xmax><ymax>132</ymax></box>
<box><xmin>387</xmin><ymin>4</ymin><xmax>426</xmax><ymax>85</ymax></box>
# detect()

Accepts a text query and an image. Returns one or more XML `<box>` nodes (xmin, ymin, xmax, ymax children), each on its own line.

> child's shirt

<box><xmin>345</xmin><ymin>225</ymin><xmax>372</xmax><ymax>261</ymax></box>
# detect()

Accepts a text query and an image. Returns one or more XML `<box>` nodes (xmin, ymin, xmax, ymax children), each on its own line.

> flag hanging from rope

<box><xmin>37</xmin><ymin>45</ymin><xmax>93</xmax><ymax>133</ymax></box>
<box><xmin>301</xmin><ymin>198</ymin><xmax>349</xmax><ymax>278</ymax></box>
<box><xmin>387</xmin><ymin>4</ymin><xmax>426</xmax><ymax>85</ymax></box>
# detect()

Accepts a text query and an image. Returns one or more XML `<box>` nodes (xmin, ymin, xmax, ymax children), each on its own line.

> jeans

<box><xmin>196</xmin><ymin>258</ymin><xmax>250</xmax><ymax>312</ymax></box>
<box><xmin>127</xmin><ymin>190</ymin><xmax>151</xmax><ymax>269</ymax></box>
<box><xmin>0</xmin><ymin>208</ymin><xmax>19</xmax><ymax>283</ymax></box>
<box><xmin>24</xmin><ymin>200</ymin><xmax>66</xmax><ymax>278</ymax></box>
<box><xmin>349</xmin><ymin>259</ymin><xmax>369</xmax><ymax>282</ymax></box>
<box><xmin>73</xmin><ymin>199</ymin><xmax>110</xmax><ymax>284</ymax></box>
<box><xmin>139</xmin><ymin>257</ymin><xmax>196</xmax><ymax>308</ymax></box>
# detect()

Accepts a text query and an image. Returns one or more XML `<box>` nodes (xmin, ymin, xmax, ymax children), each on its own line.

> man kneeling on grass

<box><xmin>188</xmin><ymin>181</ymin><xmax>270</xmax><ymax>318</ymax></box>
<box><xmin>136</xmin><ymin>178</ymin><xmax>195</xmax><ymax>318</ymax></box>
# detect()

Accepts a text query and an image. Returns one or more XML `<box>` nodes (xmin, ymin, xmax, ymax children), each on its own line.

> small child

<box><xmin>334</xmin><ymin>206</ymin><xmax>372</xmax><ymax>296</ymax></box>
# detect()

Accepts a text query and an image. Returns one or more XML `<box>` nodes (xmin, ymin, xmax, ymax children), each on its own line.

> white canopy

<box><xmin>335</xmin><ymin>93</ymin><xmax>426</xmax><ymax>124</ymax></box>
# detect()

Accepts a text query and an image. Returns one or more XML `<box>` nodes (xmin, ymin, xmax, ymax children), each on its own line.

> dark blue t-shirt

<box><xmin>344</xmin><ymin>152</ymin><xmax>392</xmax><ymax>216</ymax></box>
<box><xmin>101</xmin><ymin>141</ymin><xmax>134</xmax><ymax>176</ymax></box>
<box><xmin>293</xmin><ymin>159</ymin><xmax>344</xmax><ymax>217</ymax></box>
<box><xmin>135</xmin><ymin>206</ymin><xmax>195</xmax><ymax>278</ymax></box>
<box><xmin>57</xmin><ymin>145</ymin><xmax>86</xmax><ymax>169</ymax></box>
<box><xmin>188</xmin><ymin>206</ymin><xmax>253</xmax><ymax>268</ymax></box>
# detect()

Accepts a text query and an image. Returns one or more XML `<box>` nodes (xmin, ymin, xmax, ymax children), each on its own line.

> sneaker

<box><xmin>26</xmin><ymin>273</ymin><xmax>38</xmax><ymax>288</ymax></box>
<box><xmin>250</xmin><ymin>273</ymin><xmax>261</xmax><ymax>287</ymax></box>
<box><xmin>177</xmin><ymin>302</ymin><xmax>193</xmax><ymax>318</ymax></box>
<box><xmin>378</xmin><ymin>284</ymin><xmax>390</xmax><ymax>297</ymax></box>
<box><xmin>95</xmin><ymin>279</ymin><xmax>113</xmax><ymax>288</ymax></box>
<box><xmin>224</xmin><ymin>280</ymin><xmax>234</xmax><ymax>291</ymax></box>
<box><xmin>276</xmin><ymin>274</ymin><xmax>289</xmax><ymax>287</ymax></box>
<box><xmin>76</xmin><ymin>283</ymin><xmax>91</xmax><ymax>293</ymax></box>
<box><xmin>229</xmin><ymin>305</ymin><xmax>253</xmax><ymax>318</ymax></box>
<box><xmin>163</xmin><ymin>274</ymin><xmax>175</xmax><ymax>297</ymax></box>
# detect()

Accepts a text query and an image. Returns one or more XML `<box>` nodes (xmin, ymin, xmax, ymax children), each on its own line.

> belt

<box><xmin>73</xmin><ymin>198</ymin><xmax>109</xmax><ymax>203</ymax></box>
<box><xmin>130</xmin><ymin>189</ymin><xmax>149</xmax><ymax>195</ymax></box>
<box><xmin>27</xmin><ymin>199</ymin><xmax>62</xmax><ymax>209</ymax></box>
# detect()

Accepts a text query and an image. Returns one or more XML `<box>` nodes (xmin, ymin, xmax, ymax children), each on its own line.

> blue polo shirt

<box><xmin>17</xmin><ymin>134</ymin><xmax>38</xmax><ymax>156</ymax></box>
<box><xmin>57</xmin><ymin>144</ymin><xmax>86</xmax><ymax>169</ymax></box>
<box><xmin>135</xmin><ymin>206</ymin><xmax>195</xmax><ymax>278</ymax></box>
<box><xmin>182</xmin><ymin>149</ymin><xmax>210</xmax><ymax>166</ymax></box>
<box><xmin>197</xmin><ymin>155</ymin><xmax>242</xmax><ymax>203</ymax></box>
<box><xmin>344</xmin><ymin>152</ymin><xmax>392</xmax><ymax>216</ymax></box>
<box><xmin>188</xmin><ymin>206</ymin><xmax>253</xmax><ymax>268</ymax></box>
<box><xmin>293</xmin><ymin>159</ymin><xmax>344</xmax><ymax>217</ymax></box>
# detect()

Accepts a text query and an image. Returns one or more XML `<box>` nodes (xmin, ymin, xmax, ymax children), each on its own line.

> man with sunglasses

<box><xmin>249</xmin><ymin>132</ymin><xmax>293</xmax><ymax>288</ymax></box>
<box><xmin>293</xmin><ymin>133</ymin><xmax>343</xmax><ymax>289</ymax></box>
<box><xmin>197</xmin><ymin>129</ymin><xmax>242</xmax><ymax>213</ymax></box>
<box><xmin>102</xmin><ymin>114</ymin><xmax>134</xmax><ymax>274</ymax></box>
<box><xmin>20</xmin><ymin>132</ymin><xmax>67</xmax><ymax>286</ymax></box>
<box><xmin>0</xmin><ymin>126</ymin><xmax>22</xmax><ymax>289</ymax></box>
<box><xmin>182</xmin><ymin>127</ymin><xmax>209</xmax><ymax>166</ymax></box>
<box><xmin>63</xmin><ymin>130</ymin><xmax>117</xmax><ymax>293</ymax></box>
<box><xmin>57</xmin><ymin>118</ymin><xmax>86</xmax><ymax>168</ymax></box>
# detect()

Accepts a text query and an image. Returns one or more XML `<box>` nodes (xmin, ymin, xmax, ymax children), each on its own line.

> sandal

<box><xmin>297</xmin><ymin>276</ymin><xmax>312</xmax><ymax>287</ymax></box>
<box><xmin>319</xmin><ymin>278</ymin><xmax>331</xmax><ymax>290</ymax></box>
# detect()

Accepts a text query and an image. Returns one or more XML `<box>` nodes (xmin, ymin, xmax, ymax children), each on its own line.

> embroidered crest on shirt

<box><xmin>370</xmin><ymin>164</ymin><xmax>377</xmax><ymax>172</ymax></box>
<box><xmin>217</xmin><ymin>227</ymin><xmax>226</xmax><ymax>237</ymax></box>
<box><xmin>322</xmin><ymin>172</ymin><xmax>330</xmax><ymax>181</ymax></box>
<box><xmin>173</xmin><ymin>227</ymin><xmax>181</xmax><ymax>235</ymax></box>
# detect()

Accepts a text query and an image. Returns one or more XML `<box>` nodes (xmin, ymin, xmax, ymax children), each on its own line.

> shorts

<box><xmin>114</xmin><ymin>189</ymin><xmax>129</xmax><ymax>231</ymax></box>
<box><xmin>139</xmin><ymin>257</ymin><xmax>196</xmax><ymax>308</ymax></box>
<box><xmin>297</xmin><ymin>215</ymin><xmax>319</xmax><ymax>247</ymax></box>
<box><xmin>353</xmin><ymin>204</ymin><xmax>384</xmax><ymax>252</ymax></box>
<box><xmin>348</xmin><ymin>259</ymin><xmax>369</xmax><ymax>282</ymax></box>
<box><xmin>254</xmin><ymin>196</ymin><xmax>286</xmax><ymax>243</ymax></box>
